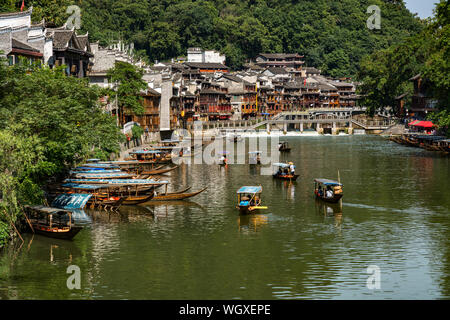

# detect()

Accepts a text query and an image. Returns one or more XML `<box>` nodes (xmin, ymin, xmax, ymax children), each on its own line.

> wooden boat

<box><xmin>60</xmin><ymin>182</ymin><xmax>161</xmax><ymax>197</ymax></box>
<box><xmin>314</xmin><ymin>179</ymin><xmax>343</xmax><ymax>203</ymax></box>
<box><xmin>73</xmin><ymin>172</ymin><xmax>135</xmax><ymax>179</ymax></box>
<box><xmin>23</xmin><ymin>205</ymin><xmax>83</xmax><ymax>240</ymax></box>
<box><xmin>278</xmin><ymin>141</ymin><xmax>291</xmax><ymax>152</ymax></box>
<box><xmin>87</xmin><ymin>196</ymin><xmax>124</xmax><ymax>210</ymax></box>
<box><xmin>272</xmin><ymin>162</ymin><xmax>299</xmax><ymax>181</ymax></box>
<box><xmin>126</xmin><ymin>150</ymin><xmax>172</xmax><ymax>164</ymax></box>
<box><xmin>436</xmin><ymin>139</ymin><xmax>450</xmax><ymax>154</ymax></box>
<box><xmin>51</xmin><ymin>193</ymin><xmax>93</xmax><ymax>210</ymax></box>
<box><xmin>122</xmin><ymin>193</ymin><xmax>155</xmax><ymax>205</ymax></box>
<box><xmin>141</xmin><ymin>165</ymin><xmax>179</xmax><ymax>175</ymax></box>
<box><xmin>152</xmin><ymin>187</ymin><xmax>207</xmax><ymax>201</ymax></box>
<box><xmin>236</xmin><ymin>186</ymin><xmax>267</xmax><ymax>215</ymax></box>
<box><xmin>171</xmin><ymin>186</ymin><xmax>192</xmax><ymax>194</ymax></box>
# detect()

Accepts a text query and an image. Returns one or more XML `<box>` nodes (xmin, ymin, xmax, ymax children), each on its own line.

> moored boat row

<box><xmin>389</xmin><ymin>133</ymin><xmax>450</xmax><ymax>154</ymax></box>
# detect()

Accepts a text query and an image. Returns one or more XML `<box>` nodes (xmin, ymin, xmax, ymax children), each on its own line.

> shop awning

<box><xmin>412</xmin><ymin>121</ymin><xmax>434</xmax><ymax>128</ymax></box>
<box><xmin>408</xmin><ymin>120</ymin><xmax>420</xmax><ymax>126</ymax></box>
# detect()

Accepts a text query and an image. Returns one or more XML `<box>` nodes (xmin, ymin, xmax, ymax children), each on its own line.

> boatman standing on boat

<box><xmin>289</xmin><ymin>162</ymin><xmax>295</xmax><ymax>175</ymax></box>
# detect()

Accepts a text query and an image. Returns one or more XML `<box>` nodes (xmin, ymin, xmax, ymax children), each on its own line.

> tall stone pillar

<box><xmin>160</xmin><ymin>81</ymin><xmax>172</xmax><ymax>132</ymax></box>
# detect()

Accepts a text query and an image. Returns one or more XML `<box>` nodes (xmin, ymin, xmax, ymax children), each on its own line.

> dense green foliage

<box><xmin>0</xmin><ymin>61</ymin><xmax>123</xmax><ymax>245</ymax></box>
<box><xmin>357</xmin><ymin>0</ymin><xmax>449</xmax><ymax>134</ymax></box>
<box><xmin>79</xmin><ymin>0</ymin><xmax>423</xmax><ymax>76</ymax></box>
<box><xmin>0</xmin><ymin>1</ymin><xmax>73</xmax><ymax>25</ymax></box>
<box><xmin>106</xmin><ymin>61</ymin><xmax>147</xmax><ymax>116</ymax></box>
<box><xmin>2</xmin><ymin>0</ymin><xmax>423</xmax><ymax>76</ymax></box>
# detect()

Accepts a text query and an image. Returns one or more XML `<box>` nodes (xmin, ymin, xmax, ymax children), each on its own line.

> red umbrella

<box><xmin>413</xmin><ymin>121</ymin><xmax>434</xmax><ymax>128</ymax></box>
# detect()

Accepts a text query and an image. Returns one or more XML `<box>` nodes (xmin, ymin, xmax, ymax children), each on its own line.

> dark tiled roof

<box><xmin>318</xmin><ymin>83</ymin><xmax>338</xmax><ymax>91</ymax></box>
<box><xmin>304</xmin><ymin>67</ymin><xmax>321</xmax><ymax>73</ymax></box>
<box><xmin>52</xmin><ymin>30</ymin><xmax>74</xmax><ymax>49</ymax></box>
<box><xmin>331</xmin><ymin>81</ymin><xmax>353</xmax><ymax>87</ymax></box>
<box><xmin>258</xmin><ymin>53</ymin><xmax>303</xmax><ymax>59</ymax></box>
<box><xmin>264</xmin><ymin>67</ymin><xmax>289</xmax><ymax>75</ymax></box>
<box><xmin>76</xmin><ymin>34</ymin><xmax>89</xmax><ymax>51</ymax></box>
<box><xmin>221</xmin><ymin>74</ymin><xmax>243</xmax><ymax>83</ymax></box>
<box><xmin>11</xmin><ymin>38</ymin><xmax>40</xmax><ymax>52</ymax></box>
<box><xmin>284</xmin><ymin>82</ymin><xmax>304</xmax><ymax>89</ymax></box>
<box><xmin>146</xmin><ymin>88</ymin><xmax>161</xmax><ymax>96</ymax></box>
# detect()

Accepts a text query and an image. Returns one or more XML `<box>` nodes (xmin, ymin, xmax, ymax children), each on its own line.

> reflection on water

<box><xmin>315</xmin><ymin>199</ymin><xmax>343</xmax><ymax>230</ymax></box>
<box><xmin>1</xmin><ymin>136</ymin><xmax>449</xmax><ymax>299</ymax></box>
<box><xmin>238</xmin><ymin>214</ymin><xmax>269</xmax><ymax>233</ymax></box>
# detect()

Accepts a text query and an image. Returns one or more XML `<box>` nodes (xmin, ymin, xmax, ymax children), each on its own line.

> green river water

<box><xmin>0</xmin><ymin>135</ymin><xmax>449</xmax><ymax>299</ymax></box>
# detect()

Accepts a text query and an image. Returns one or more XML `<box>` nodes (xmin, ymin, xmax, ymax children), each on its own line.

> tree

<box><xmin>357</xmin><ymin>0</ymin><xmax>449</xmax><ymax>135</ymax></box>
<box><xmin>106</xmin><ymin>61</ymin><xmax>147</xmax><ymax>116</ymax></box>
<box><xmin>75</xmin><ymin>0</ymin><xmax>423</xmax><ymax>75</ymax></box>
<box><xmin>0</xmin><ymin>59</ymin><xmax>124</xmax><ymax>245</ymax></box>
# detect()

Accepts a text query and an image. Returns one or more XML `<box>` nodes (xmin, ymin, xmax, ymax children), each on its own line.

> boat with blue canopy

<box><xmin>73</xmin><ymin>172</ymin><xmax>135</xmax><ymax>179</ymax></box>
<box><xmin>51</xmin><ymin>193</ymin><xmax>92</xmax><ymax>210</ymax></box>
<box><xmin>82</xmin><ymin>163</ymin><xmax>120</xmax><ymax>169</ymax></box>
<box><xmin>273</xmin><ymin>162</ymin><xmax>299</xmax><ymax>181</ymax></box>
<box><xmin>236</xmin><ymin>186</ymin><xmax>267</xmax><ymax>214</ymax></box>
<box><xmin>127</xmin><ymin>149</ymin><xmax>171</xmax><ymax>164</ymax></box>
<box><xmin>314</xmin><ymin>178</ymin><xmax>343</xmax><ymax>203</ymax></box>
<box><xmin>64</xmin><ymin>178</ymin><xmax>168</xmax><ymax>186</ymax></box>
<box><xmin>24</xmin><ymin>205</ymin><xmax>83</xmax><ymax>240</ymax></box>
<box><xmin>70</xmin><ymin>169</ymin><xmax>122</xmax><ymax>174</ymax></box>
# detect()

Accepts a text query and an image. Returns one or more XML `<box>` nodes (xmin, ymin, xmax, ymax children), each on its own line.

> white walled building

<box><xmin>187</xmin><ymin>47</ymin><xmax>225</xmax><ymax>64</ymax></box>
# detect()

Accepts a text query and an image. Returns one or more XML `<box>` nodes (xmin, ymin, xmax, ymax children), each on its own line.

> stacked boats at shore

<box><xmin>389</xmin><ymin>133</ymin><xmax>450</xmax><ymax>154</ymax></box>
<box><xmin>47</xmin><ymin>143</ymin><xmax>207</xmax><ymax>212</ymax></box>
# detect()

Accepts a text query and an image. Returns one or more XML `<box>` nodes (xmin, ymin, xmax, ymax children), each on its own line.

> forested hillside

<box><xmin>3</xmin><ymin>0</ymin><xmax>424</xmax><ymax>76</ymax></box>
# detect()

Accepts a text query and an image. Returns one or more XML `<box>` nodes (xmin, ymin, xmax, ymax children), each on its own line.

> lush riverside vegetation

<box><xmin>0</xmin><ymin>61</ymin><xmax>123</xmax><ymax>246</ymax></box>
<box><xmin>357</xmin><ymin>0</ymin><xmax>450</xmax><ymax>134</ymax></box>
<box><xmin>2</xmin><ymin>0</ymin><xmax>423</xmax><ymax>77</ymax></box>
<box><xmin>107</xmin><ymin>61</ymin><xmax>148</xmax><ymax>117</ymax></box>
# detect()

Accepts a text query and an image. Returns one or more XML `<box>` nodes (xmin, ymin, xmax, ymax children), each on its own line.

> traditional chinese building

<box><xmin>256</xmin><ymin>53</ymin><xmax>304</xmax><ymax>69</ymax></box>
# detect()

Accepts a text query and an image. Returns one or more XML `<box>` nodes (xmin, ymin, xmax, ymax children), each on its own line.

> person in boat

<box><xmin>283</xmin><ymin>168</ymin><xmax>289</xmax><ymax>175</ymax></box>
<box><xmin>278</xmin><ymin>142</ymin><xmax>283</xmax><ymax>150</ymax></box>
<box><xmin>326</xmin><ymin>186</ymin><xmax>334</xmax><ymax>198</ymax></box>
<box><xmin>289</xmin><ymin>162</ymin><xmax>295</xmax><ymax>176</ymax></box>
<box><xmin>277</xmin><ymin>167</ymin><xmax>282</xmax><ymax>176</ymax></box>
<box><xmin>254</xmin><ymin>195</ymin><xmax>260</xmax><ymax>206</ymax></box>
<box><xmin>318</xmin><ymin>185</ymin><xmax>323</xmax><ymax>197</ymax></box>
<box><xmin>250</xmin><ymin>195</ymin><xmax>260</xmax><ymax>206</ymax></box>
<box><xmin>256</xmin><ymin>153</ymin><xmax>261</xmax><ymax>164</ymax></box>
